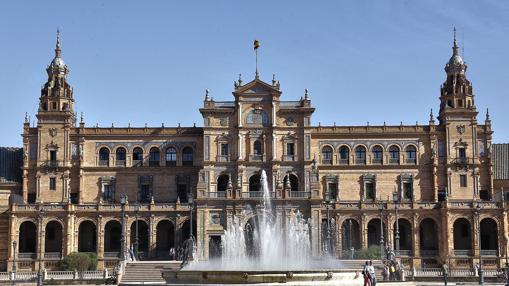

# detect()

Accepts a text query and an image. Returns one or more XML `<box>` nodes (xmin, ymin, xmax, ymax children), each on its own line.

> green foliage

<box><xmin>355</xmin><ymin>245</ymin><xmax>381</xmax><ymax>260</ymax></box>
<box><xmin>60</xmin><ymin>252</ymin><xmax>98</xmax><ymax>271</ymax></box>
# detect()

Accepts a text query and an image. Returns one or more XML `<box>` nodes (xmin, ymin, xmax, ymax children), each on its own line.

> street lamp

<box><xmin>188</xmin><ymin>193</ymin><xmax>194</xmax><ymax>241</ymax></box>
<box><xmin>476</xmin><ymin>203</ymin><xmax>484</xmax><ymax>285</ymax></box>
<box><xmin>37</xmin><ymin>208</ymin><xmax>44</xmax><ymax>286</ymax></box>
<box><xmin>392</xmin><ymin>191</ymin><xmax>400</xmax><ymax>258</ymax></box>
<box><xmin>378</xmin><ymin>201</ymin><xmax>385</xmax><ymax>260</ymax></box>
<box><xmin>120</xmin><ymin>194</ymin><xmax>128</xmax><ymax>262</ymax></box>
<box><xmin>134</xmin><ymin>202</ymin><xmax>139</xmax><ymax>260</ymax></box>
<box><xmin>348</xmin><ymin>219</ymin><xmax>354</xmax><ymax>259</ymax></box>
<box><xmin>324</xmin><ymin>193</ymin><xmax>333</xmax><ymax>256</ymax></box>
<box><xmin>12</xmin><ymin>240</ymin><xmax>17</xmax><ymax>273</ymax></box>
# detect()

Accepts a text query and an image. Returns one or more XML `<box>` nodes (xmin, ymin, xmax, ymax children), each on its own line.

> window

<box><xmin>49</xmin><ymin>177</ymin><xmax>56</xmax><ymax>190</ymax></box>
<box><xmin>51</xmin><ymin>102</ymin><xmax>57</xmax><ymax>110</ymax></box>
<box><xmin>217</xmin><ymin>174</ymin><xmax>229</xmax><ymax>193</ymax></box>
<box><xmin>286</xmin><ymin>142</ymin><xmax>295</xmax><ymax>160</ymax></box>
<box><xmin>133</xmin><ymin>147</ymin><xmax>143</xmax><ymax>167</ymax></box>
<box><xmin>389</xmin><ymin>146</ymin><xmax>400</xmax><ymax>164</ymax></box>
<box><xmin>99</xmin><ymin>147</ymin><xmax>109</xmax><ymax>166</ymax></box>
<box><xmin>116</xmin><ymin>147</ymin><xmax>126</xmax><ymax>167</ymax></box>
<box><xmin>245</xmin><ymin>109</ymin><xmax>269</xmax><ymax>126</ymax></box>
<box><xmin>253</xmin><ymin>140</ymin><xmax>263</xmax><ymax>160</ymax></box>
<box><xmin>372</xmin><ymin>146</ymin><xmax>383</xmax><ymax>164</ymax></box>
<box><xmin>321</xmin><ymin>146</ymin><xmax>333</xmax><ymax>165</ymax></box>
<box><xmin>457</xmin><ymin>99</ymin><xmax>463</xmax><ymax>107</ymax></box>
<box><xmin>139</xmin><ymin>176</ymin><xmax>153</xmax><ymax>203</ymax></box>
<box><xmin>405</xmin><ymin>146</ymin><xmax>417</xmax><ymax>164</ymax></box>
<box><xmin>50</xmin><ymin>150</ymin><xmax>57</xmax><ymax>161</ymax></box>
<box><xmin>182</xmin><ymin>147</ymin><xmax>194</xmax><ymax>166</ymax></box>
<box><xmin>327</xmin><ymin>182</ymin><xmax>338</xmax><ymax>201</ymax></box>
<box><xmin>403</xmin><ymin>182</ymin><xmax>413</xmax><ymax>200</ymax></box>
<box><xmin>339</xmin><ymin>146</ymin><xmax>349</xmax><ymax>164</ymax></box>
<box><xmin>458</xmin><ymin>148</ymin><xmax>466</xmax><ymax>159</ymax></box>
<box><xmin>355</xmin><ymin>146</ymin><xmax>366</xmax><ymax>165</ymax></box>
<box><xmin>165</xmin><ymin>147</ymin><xmax>177</xmax><ymax>166</ymax></box>
<box><xmin>438</xmin><ymin>140</ymin><xmax>446</xmax><ymax>157</ymax></box>
<box><xmin>149</xmin><ymin>147</ymin><xmax>160</xmax><ymax>167</ymax></box>
<box><xmin>177</xmin><ymin>184</ymin><xmax>188</xmax><ymax>202</ymax></box>
<box><xmin>220</xmin><ymin>143</ymin><xmax>229</xmax><ymax>156</ymax></box>
<box><xmin>460</xmin><ymin>175</ymin><xmax>467</xmax><ymax>187</ymax></box>
<box><xmin>28</xmin><ymin>193</ymin><xmax>36</xmax><ymax>203</ymax></box>
<box><xmin>365</xmin><ymin>182</ymin><xmax>375</xmax><ymax>200</ymax></box>
<box><xmin>69</xmin><ymin>193</ymin><xmax>78</xmax><ymax>204</ymax></box>
<box><xmin>103</xmin><ymin>184</ymin><xmax>115</xmax><ymax>202</ymax></box>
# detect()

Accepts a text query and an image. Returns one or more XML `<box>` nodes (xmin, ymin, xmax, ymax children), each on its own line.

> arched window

<box><xmin>99</xmin><ymin>147</ymin><xmax>109</xmax><ymax>166</ymax></box>
<box><xmin>339</xmin><ymin>146</ymin><xmax>349</xmax><ymax>165</ymax></box>
<box><xmin>182</xmin><ymin>147</ymin><xmax>193</xmax><ymax>166</ymax></box>
<box><xmin>406</xmin><ymin>146</ymin><xmax>417</xmax><ymax>164</ymax></box>
<box><xmin>115</xmin><ymin>147</ymin><xmax>126</xmax><ymax>167</ymax></box>
<box><xmin>321</xmin><ymin>146</ymin><xmax>333</xmax><ymax>165</ymax></box>
<box><xmin>149</xmin><ymin>147</ymin><xmax>160</xmax><ymax>167</ymax></box>
<box><xmin>288</xmin><ymin>174</ymin><xmax>299</xmax><ymax>192</ymax></box>
<box><xmin>165</xmin><ymin>147</ymin><xmax>177</xmax><ymax>166</ymax></box>
<box><xmin>389</xmin><ymin>146</ymin><xmax>400</xmax><ymax>164</ymax></box>
<box><xmin>133</xmin><ymin>147</ymin><xmax>143</xmax><ymax>167</ymax></box>
<box><xmin>253</xmin><ymin>140</ymin><xmax>263</xmax><ymax>160</ymax></box>
<box><xmin>249</xmin><ymin>174</ymin><xmax>262</xmax><ymax>194</ymax></box>
<box><xmin>217</xmin><ymin>174</ymin><xmax>229</xmax><ymax>193</ymax></box>
<box><xmin>372</xmin><ymin>146</ymin><xmax>383</xmax><ymax>164</ymax></box>
<box><xmin>355</xmin><ymin>146</ymin><xmax>366</xmax><ymax>165</ymax></box>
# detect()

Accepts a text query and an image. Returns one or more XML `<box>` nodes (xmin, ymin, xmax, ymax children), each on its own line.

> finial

<box><xmin>80</xmin><ymin>112</ymin><xmax>84</xmax><ymax>123</ymax></box>
<box><xmin>254</xmin><ymin>39</ymin><xmax>260</xmax><ymax>79</ymax></box>
<box><xmin>486</xmin><ymin>108</ymin><xmax>490</xmax><ymax>121</ymax></box>
<box><xmin>453</xmin><ymin>27</ymin><xmax>457</xmax><ymax>47</ymax></box>
<box><xmin>162</xmin><ymin>123</ymin><xmax>165</xmax><ymax>128</ymax></box>
<box><xmin>205</xmin><ymin>89</ymin><xmax>211</xmax><ymax>101</ymax></box>
<box><xmin>238</xmin><ymin>73</ymin><xmax>242</xmax><ymax>85</ymax></box>
<box><xmin>55</xmin><ymin>29</ymin><xmax>62</xmax><ymax>57</ymax></box>
<box><xmin>272</xmin><ymin>74</ymin><xmax>276</xmax><ymax>85</ymax></box>
<box><xmin>193</xmin><ymin>122</ymin><xmax>196</xmax><ymax>127</ymax></box>
<box><xmin>452</xmin><ymin>26</ymin><xmax>459</xmax><ymax>55</ymax></box>
<box><xmin>128</xmin><ymin>122</ymin><xmax>131</xmax><ymax>128</ymax></box>
<box><xmin>111</xmin><ymin>123</ymin><xmax>114</xmax><ymax>128</ymax></box>
<box><xmin>304</xmin><ymin>88</ymin><xmax>309</xmax><ymax>100</ymax></box>
<box><xmin>24</xmin><ymin>112</ymin><xmax>29</xmax><ymax>123</ymax></box>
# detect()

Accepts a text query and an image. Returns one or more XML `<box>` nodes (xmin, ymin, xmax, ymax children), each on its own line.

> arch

<box><xmin>480</xmin><ymin>218</ymin><xmax>498</xmax><ymax>253</ymax></box>
<box><xmin>338</xmin><ymin>145</ymin><xmax>350</xmax><ymax>164</ymax></box>
<box><xmin>249</xmin><ymin>174</ymin><xmax>262</xmax><ymax>193</ymax></box>
<box><xmin>99</xmin><ymin>147</ymin><xmax>110</xmax><ymax>166</ymax></box>
<box><xmin>115</xmin><ymin>147</ymin><xmax>126</xmax><ymax>166</ymax></box>
<box><xmin>104</xmin><ymin>220</ymin><xmax>122</xmax><ymax>252</ymax></box>
<box><xmin>217</xmin><ymin>174</ymin><xmax>229</xmax><ymax>193</ymax></box>
<box><xmin>354</xmin><ymin>145</ymin><xmax>366</xmax><ymax>165</ymax></box>
<box><xmin>245</xmin><ymin>109</ymin><xmax>269</xmax><ymax>126</ymax></box>
<box><xmin>149</xmin><ymin>147</ymin><xmax>160</xmax><ymax>167</ymax></box>
<box><xmin>156</xmin><ymin>220</ymin><xmax>175</xmax><ymax>255</ymax></box>
<box><xmin>165</xmin><ymin>147</ymin><xmax>177</xmax><ymax>166</ymax></box>
<box><xmin>341</xmin><ymin>219</ymin><xmax>361</xmax><ymax>252</ymax></box>
<box><xmin>253</xmin><ymin>140</ymin><xmax>263</xmax><ymax>156</ymax></box>
<box><xmin>287</xmin><ymin>174</ymin><xmax>299</xmax><ymax>192</ymax></box>
<box><xmin>453</xmin><ymin>218</ymin><xmax>472</xmax><ymax>252</ymax></box>
<box><xmin>181</xmin><ymin>219</ymin><xmax>197</xmax><ymax>242</ymax></box>
<box><xmin>394</xmin><ymin>218</ymin><xmax>412</xmax><ymax>251</ymax></box>
<box><xmin>419</xmin><ymin>218</ymin><xmax>438</xmax><ymax>254</ymax></box>
<box><xmin>133</xmin><ymin>147</ymin><xmax>144</xmax><ymax>167</ymax></box>
<box><xmin>19</xmin><ymin>221</ymin><xmax>37</xmax><ymax>253</ymax></box>
<box><xmin>45</xmin><ymin>220</ymin><xmax>63</xmax><ymax>254</ymax></box>
<box><xmin>182</xmin><ymin>147</ymin><xmax>194</xmax><ymax>166</ymax></box>
<box><xmin>130</xmin><ymin>220</ymin><xmax>150</xmax><ymax>254</ymax></box>
<box><xmin>321</xmin><ymin>145</ymin><xmax>333</xmax><ymax>165</ymax></box>
<box><xmin>388</xmin><ymin>145</ymin><xmax>400</xmax><ymax>164</ymax></box>
<box><xmin>367</xmin><ymin>218</ymin><xmax>386</xmax><ymax>247</ymax></box>
<box><xmin>78</xmin><ymin>220</ymin><xmax>97</xmax><ymax>252</ymax></box>
<box><xmin>371</xmin><ymin>145</ymin><xmax>383</xmax><ymax>164</ymax></box>
<box><xmin>405</xmin><ymin>145</ymin><xmax>417</xmax><ymax>164</ymax></box>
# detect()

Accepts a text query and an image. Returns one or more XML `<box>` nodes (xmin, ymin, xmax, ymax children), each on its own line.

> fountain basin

<box><xmin>162</xmin><ymin>268</ymin><xmax>363</xmax><ymax>285</ymax></box>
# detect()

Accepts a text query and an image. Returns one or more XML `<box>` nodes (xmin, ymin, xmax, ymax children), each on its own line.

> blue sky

<box><xmin>0</xmin><ymin>1</ymin><xmax>508</xmax><ymax>146</ymax></box>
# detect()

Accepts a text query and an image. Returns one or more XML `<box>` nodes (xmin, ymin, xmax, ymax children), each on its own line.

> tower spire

<box><xmin>452</xmin><ymin>26</ymin><xmax>459</xmax><ymax>56</ymax></box>
<box><xmin>55</xmin><ymin>29</ymin><xmax>62</xmax><ymax>58</ymax></box>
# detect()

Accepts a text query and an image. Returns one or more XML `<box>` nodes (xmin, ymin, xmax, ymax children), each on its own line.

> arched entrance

<box><xmin>78</xmin><ymin>220</ymin><xmax>96</xmax><ymax>252</ymax></box>
<box><xmin>419</xmin><ymin>218</ymin><xmax>438</xmax><ymax>256</ymax></box>
<box><xmin>480</xmin><ymin>218</ymin><xmax>498</xmax><ymax>256</ymax></box>
<box><xmin>394</xmin><ymin>219</ymin><xmax>412</xmax><ymax>255</ymax></box>
<box><xmin>341</xmin><ymin>219</ymin><xmax>360</xmax><ymax>257</ymax></box>
<box><xmin>181</xmin><ymin>219</ymin><xmax>197</xmax><ymax>243</ymax></box>
<box><xmin>131</xmin><ymin>220</ymin><xmax>149</xmax><ymax>258</ymax></box>
<box><xmin>19</xmin><ymin>221</ymin><xmax>37</xmax><ymax>255</ymax></box>
<box><xmin>156</xmin><ymin>220</ymin><xmax>175</xmax><ymax>259</ymax></box>
<box><xmin>104</xmin><ymin>220</ymin><xmax>122</xmax><ymax>253</ymax></box>
<box><xmin>367</xmin><ymin>218</ymin><xmax>386</xmax><ymax>247</ymax></box>
<box><xmin>45</xmin><ymin>221</ymin><xmax>63</xmax><ymax>256</ymax></box>
<box><xmin>453</xmin><ymin>218</ymin><xmax>472</xmax><ymax>255</ymax></box>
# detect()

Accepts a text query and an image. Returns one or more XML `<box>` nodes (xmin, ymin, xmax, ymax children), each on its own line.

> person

<box><xmin>368</xmin><ymin>260</ymin><xmax>376</xmax><ymax>286</ymax></box>
<box><xmin>169</xmin><ymin>247</ymin><xmax>175</xmax><ymax>260</ymax></box>
<box><xmin>363</xmin><ymin>261</ymin><xmax>371</xmax><ymax>286</ymax></box>
<box><xmin>389</xmin><ymin>262</ymin><xmax>396</xmax><ymax>281</ymax></box>
<box><xmin>474</xmin><ymin>263</ymin><xmax>479</xmax><ymax>276</ymax></box>
<box><xmin>180</xmin><ymin>236</ymin><xmax>195</xmax><ymax>268</ymax></box>
<box><xmin>442</xmin><ymin>262</ymin><xmax>449</xmax><ymax>286</ymax></box>
<box><xmin>382</xmin><ymin>263</ymin><xmax>389</xmax><ymax>281</ymax></box>
<box><xmin>400</xmin><ymin>263</ymin><xmax>405</xmax><ymax>282</ymax></box>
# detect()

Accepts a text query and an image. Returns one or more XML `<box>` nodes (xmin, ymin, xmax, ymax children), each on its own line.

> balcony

<box><xmin>283</xmin><ymin>155</ymin><xmax>295</xmax><ymax>162</ymax></box>
<box><xmin>250</xmin><ymin>154</ymin><xmax>265</xmax><ymax>161</ymax></box>
<box><xmin>217</xmin><ymin>155</ymin><xmax>230</xmax><ymax>162</ymax></box>
<box><xmin>98</xmin><ymin>160</ymin><xmax>109</xmax><ymax>167</ymax></box>
<box><xmin>389</xmin><ymin>158</ymin><xmax>400</xmax><ymax>165</ymax></box>
<box><xmin>481</xmin><ymin>250</ymin><xmax>498</xmax><ymax>256</ymax></box>
<box><xmin>398</xmin><ymin>250</ymin><xmax>412</xmax><ymax>257</ymax></box>
<box><xmin>355</xmin><ymin>159</ymin><xmax>366</xmax><ymax>165</ymax></box>
<box><xmin>338</xmin><ymin>159</ymin><xmax>349</xmax><ymax>165</ymax></box>
<box><xmin>104</xmin><ymin>252</ymin><xmax>120</xmax><ymax>258</ymax></box>
<box><xmin>453</xmin><ymin>249</ymin><xmax>473</xmax><ymax>256</ymax></box>
<box><xmin>406</xmin><ymin>158</ymin><xmax>417</xmax><ymax>164</ymax></box>
<box><xmin>115</xmin><ymin>160</ymin><xmax>126</xmax><ymax>167</ymax></box>
<box><xmin>44</xmin><ymin>252</ymin><xmax>62</xmax><ymax>260</ymax></box>
<box><xmin>420</xmin><ymin>250</ymin><xmax>438</xmax><ymax>257</ymax></box>
<box><xmin>132</xmin><ymin>159</ymin><xmax>143</xmax><ymax>167</ymax></box>
<box><xmin>288</xmin><ymin>191</ymin><xmax>310</xmax><ymax>198</ymax></box>
<box><xmin>166</xmin><ymin>160</ymin><xmax>176</xmax><ymax>167</ymax></box>
<box><xmin>372</xmin><ymin>158</ymin><xmax>382</xmax><ymax>165</ymax></box>
<box><xmin>242</xmin><ymin>191</ymin><xmax>275</xmax><ymax>198</ymax></box>
<box><xmin>149</xmin><ymin>160</ymin><xmax>160</xmax><ymax>167</ymax></box>
<box><xmin>321</xmin><ymin>159</ymin><xmax>332</xmax><ymax>165</ymax></box>
<box><xmin>45</xmin><ymin>160</ymin><xmax>62</xmax><ymax>168</ymax></box>
<box><xmin>207</xmin><ymin>192</ymin><xmax>227</xmax><ymax>198</ymax></box>
<box><xmin>451</xmin><ymin>157</ymin><xmax>475</xmax><ymax>165</ymax></box>
<box><xmin>18</xmin><ymin>253</ymin><xmax>36</xmax><ymax>260</ymax></box>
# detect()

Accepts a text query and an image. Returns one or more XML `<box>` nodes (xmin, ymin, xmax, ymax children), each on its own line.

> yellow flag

<box><xmin>254</xmin><ymin>39</ymin><xmax>260</xmax><ymax>50</ymax></box>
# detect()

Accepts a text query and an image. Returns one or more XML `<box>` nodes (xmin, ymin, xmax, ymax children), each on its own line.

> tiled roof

<box><xmin>493</xmin><ymin>143</ymin><xmax>509</xmax><ymax>180</ymax></box>
<box><xmin>0</xmin><ymin>147</ymin><xmax>22</xmax><ymax>183</ymax></box>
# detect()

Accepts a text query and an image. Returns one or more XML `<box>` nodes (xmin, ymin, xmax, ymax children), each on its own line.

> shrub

<box><xmin>60</xmin><ymin>252</ymin><xmax>98</xmax><ymax>271</ymax></box>
<box><xmin>355</xmin><ymin>245</ymin><xmax>381</xmax><ymax>260</ymax></box>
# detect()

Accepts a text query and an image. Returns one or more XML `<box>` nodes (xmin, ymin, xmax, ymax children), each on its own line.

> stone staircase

<box><xmin>119</xmin><ymin>261</ymin><xmax>180</xmax><ymax>285</ymax></box>
<box><xmin>339</xmin><ymin>259</ymin><xmax>384</xmax><ymax>279</ymax></box>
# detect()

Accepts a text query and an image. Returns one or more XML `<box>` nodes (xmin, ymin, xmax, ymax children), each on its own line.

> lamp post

<box><xmin>12</xmin><ymin>240</ymin><xmax>17</xmax><ymax>273</ymax></box>
<box><xmin>134</xmin><ymin>202</ymin><xmax>139</xmax><ymax>260</ymax></box>
<box><xmin>505</xmin><ymin>235</ymin><xmax>509</xmax><ymax>286</ymax></box>
<box><xmin>37</xmin><ymin>208</ymin><xmax>44</xmax><ymax>286</ymax></box>
<box><xmin>188</xmin><ymin>193</ymin><xmax>194</xmax><ymax>241</ymax></box>
<box><xmin>379</xmin><ymin>201</ymin><xmax>385</xmax><ymax>260</ymax></box>
<box><xmin>348</xmin><ymin>219</ymin><xmax>354</xmax><ymax>259</ymax></box>
<box><xmin>476</xmin><ymin>203</ymin><xmax>484</xmax><ymax>285</ymax></box>
<box><xmin>120</xmin><ymin>194</ymin><xmax>128</xmax><ymax>262</ymax></box>
<box><xmin>392</xmin><ymin>191</ymin><xmax>400</xmax><ymax>258</ymax></box>
<box><xmin>324</xmin><ymin>193</ymin><xmax>333</xmax><ymax>256</ymax></box>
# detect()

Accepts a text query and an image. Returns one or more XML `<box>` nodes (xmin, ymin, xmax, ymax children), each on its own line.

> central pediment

<box><xmin>234</xmin><ymin>78</ymin><xmax>281</xmax><ymax>96</ymax></box>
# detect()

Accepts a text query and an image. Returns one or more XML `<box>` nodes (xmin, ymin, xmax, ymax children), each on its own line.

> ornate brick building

<box><xmin>0</xmin><ymin>30</ymin><xmax>508</xmax><ymax>272</ymax></box>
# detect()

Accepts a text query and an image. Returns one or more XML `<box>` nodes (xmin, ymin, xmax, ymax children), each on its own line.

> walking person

<box><xmin>363</xmin><ymin>261</ymin><xmax>371</xmax><ymax>286</ymax></box>
<box><xmin>442</xmin><ymin>262</ymin><xmax>449</xmax><ymax>286</ymax></box>
<box><xmin>368</xmin><ymin>260</ymin><xmax>376</xmax><ymax>286</ymax></box>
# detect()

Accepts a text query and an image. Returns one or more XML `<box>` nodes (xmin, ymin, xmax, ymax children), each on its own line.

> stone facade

<box><xmin>1</xmin><ymin>30</ymin><xmax>508</xmax><ymax>272</ymax></box>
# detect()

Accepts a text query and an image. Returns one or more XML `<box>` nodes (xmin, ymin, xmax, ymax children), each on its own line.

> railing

<box><xmin>132</xmin><ymin>159</ymin><xmax>143</xmax><ymax>167</ymax></box>
<box><xmin>420</xmin><ymin>250</ymin><xmax>438</xmax><ymax>257</ymax></box>
<box><xmin>149</xmin><ymin>160</ymin><xmax>160</xmax><ymax>167</ymax></box>
<box><xmin>18</xmin><ymin>253</ymin><xmax>36</xmax><ymax>260</ymax></box>
<box><xmin>242</xmin><ymin>191</ymin><xmax>275</xmax><ymax>198</ymax></box>
<box><xmin>13</xmin><ymin>272</ymin><xmax>37</xmax><ymax>281</ymax></box>
<box><xmin>372</xmin><ymin>158</ymin><xmax>382</xmax><ymax>165</ymax></box>
<box><xmin>283</xmin><ymin>155</ymin><xmax>295</xmax><ymax>161</ymax></box>
<box><xmin>44</xmin><ymin>252</ymin><xmax>62</xmax><ymax>259</ymax></box>
<box><xmin>406</xmin><ymin>158</ymin><xmax>417</xmax><ymax>164</ymax></box>
<box><xmin>451</xmin><ymin>158</ymin><xmax>475</xmax><ymax>165</ymax></box>
<box><xmin>453</xmin><ymin>249</ymin><xmax>473</xmax><ymax>256</ymax></box>
<box><xmin>398</xmin><ymin>250</ymin><xmax>412</xmax><ymax>257</ymax></box>
<box><xmin>250</xmin><ymin>154</ymin><xmax>265</xmax><ymax>161</ymax></box>
<box><xmin>98</xmin><ymin>160</ymin><xmax>109</xmax><ymax>166</ymax></box>
<box><xmin>46</xmin><ymin>271</ymin><xmax>74</xmax><ymax>280</ymax></box>
<box><xmin>208</xmin><ymin>192</ymin><xmax>227</xmax><ymax>198</ymax></box>
<box><xmin>166</xmin><ymin>160</ymin><xmax>176</xmax><ymax>167</ymax></box>
<box><xmin>104</xmin><ymin>252</ymin><xmax>120</xmax><ymax>258</ymax></box>
<box><xmin>412</xmin><ymin>268</ymin><xmax>503</xmax><ymax>278</ymax></box>
<box><xmin>0</xmin><ymin>270</ymin><xmax>113</xmax><ymax>282</ymax></box>
<box><xmin>45</xmin><ymin>160</ymin><xmax>62</xmax><ymax>168</ymax></box>
<box><xmin>115</xmin><ymin>160</ymin><xmax>126</xmax><ymax>167</ymax></box>
<box><xmin>338</xmin><ymin>159</ymin><xmax>349</xmax><ymax>165</ymax></box>
<box><xmin>355</xmin><ymin>159</ymin><xmax>366</xmax><ymax>165</ymax></box>
<box><xmin>288</xmin><ymin>191</ymin><xmax>310</xmax><ymax>198</ymax></box>
<box><xmin>216</xmin><ymin>155</ymin><xmax>230</xmax><ymax>162</ymax></box>
<box><xmin>321</xmin><ymin>159</ymin><xmax>332</xmax><ymax>165</ymax></box>
<box><xmin>389</xmin><ymin>158</ymin><xmax>400</xmax><ymax>164</ymax></box>
<box><xmin>481</xmin><ymin>249</ymin><xmax>498</xmax><ymax>256</ymax></box>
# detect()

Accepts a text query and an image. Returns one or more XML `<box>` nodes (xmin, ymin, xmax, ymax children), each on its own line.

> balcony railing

<box><xmin>288</xmin><ymin>191</ymin><xmax>310</xmax><ymax>198</ymax></box>
<box><xmin>284</xmin><ymin>155</ymin><xmax>295</xmax><ymax>161</ymax></box>
<box><xmin>132</xmin><ymin>159</ymin><xmax>143</xmax><ymax>167</ymax></box>
<box><xmin>149</xmin><ymin>160</ymin><xmax>160</xmax><ymax>167</ymax></box>
<box><xmin>104</xmin><ymin>252</ymin><xmax>120</xmax><ymax>258</ymax></box>
<box><xmin>451</xmin><ymin>158</ymin><xmax>475</xmax><ymax>165</ymax></box>
<box><xmin>217</xmin><ymin>155</ymin><xmax>230</xmax><ymax>162</ymax></box>
<box><xmin>207</xmin><ymin>192</ymin><xmax>227</xmax><ymax>198</ymax></box>
<box><xmin>481</xmin><ymin>250</ymin><xmax>498</xmax><ymax>256</ymax></box>
<box><xmin>18</xmin><ymin>253</ymin><xmax>36</xmax><ymax>260</ymax></box>
<box><xmin>372</xmin><ymin>158</ymin><xmax>382</xmax><ymax>165</ymax></box>
<box><xmin>115</xmin><ymin>160</ymin><xmax>126</xmax><ymax>167</ymax></box>
<box><xmin>44</xmin><ymin>252</ymin><xmax>62</xmax><ymax>260</ymax></box>
<box><xmin>406</xmin><ymin>158</ymin><xmax>417</xmax><ymax>164</ymax></box>
<box><xmin>45</xmin><ymin>160</ymin><xmax>62</xmax><ymax>168</ymax></box>
<box><xmin>398</xmin><ymin>250</ymin><xmax>412</xmax><ymax>257</ymax></box>
<box><xmin>355</xmin><ymin>159</ymin><xmax>366</xmax><ymax>165</ymax></box>
<box><xmin>242</xmin><ymin>191</ymin><xmax>275</xmax><ymax>198</ymax></box>
<box><xmin>321</xmin><ymin>159</ymin><xmax>332</xmax><ymax>165</ymax></box>
<box><xmin>98</xmin><ymin>160</ymin><xmax>109</xmax><ymax>167</ymax></box>
<box><xmin>389</xmin><ymin>158</ymin><xmax>400</xmax><ymax>164</ymax></box>
<box><xmin>250</xmin><ymin>154</ymin><xmax>265</xmax><ymax>161</ymax></box>
<box><xmin>420</xmin><ymin>250</ymin><xmax>438</xmax><ymax>257</ymax></box>
<box><xmin>338</xmin><ymin>158</ymin><xmax>349</xmax><ymax>165</ymax></box>
<box><xmin>453</xmin><ymin>249</ymin><xmax>473</xmax><ymax>256</ymax></box>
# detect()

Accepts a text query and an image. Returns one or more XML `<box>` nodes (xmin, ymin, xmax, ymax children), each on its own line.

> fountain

<box><xmin>162</xmin><ymin>170</ymin><xmax>363</xmax><ymax>285</ymax></box>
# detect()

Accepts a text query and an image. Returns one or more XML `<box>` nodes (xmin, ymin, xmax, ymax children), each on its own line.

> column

<box><xmin>149</xmin><ymin>215</ymin><xmax>156</xmax><ymax>258</ymax></box>
<box><xmin>361</xmin><ymin>214</ymin><xmax>368</xmax><ymax>249</ymax></box>
<box><xmin>311</xmin><ymin>206</ymin><xmax>321</xmax><ymax>257</ymax></box>
<box><xmin>66</xmin><ymin>213</ymin><xmax>74</xmax><ymax>256</ymax></box>
<box><xmin>336</xmin><ymin>214</ymin><xmax>342</xmax><ymax>258</ymax></box>
<box><xmin>97</xmin><ymin>216</ymin><xmax>104</xmax><ymax>267</ymax></box>
<box><xmin>412</xmin><ymin>214</ymin><xmax>420</xmax><ymax>268</ymax></box>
